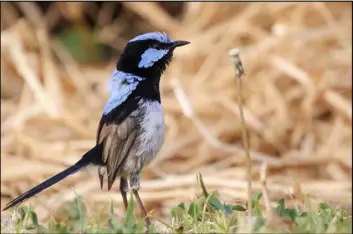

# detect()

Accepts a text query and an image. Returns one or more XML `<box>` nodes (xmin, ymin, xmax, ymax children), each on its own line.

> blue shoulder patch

<box><xmin>138</xmin><ymin>48</ymin><xmax>169</xmax><ymax>68</ymax></box>
<box><xmin>103</xmin><ymin>70</ymin><xmax>144</xmax><ymax>115</ymax></box>
<box><xmin>129</xmin><ymin>32</ymin><xmax>173</xmax><ymax>44</ymax></box>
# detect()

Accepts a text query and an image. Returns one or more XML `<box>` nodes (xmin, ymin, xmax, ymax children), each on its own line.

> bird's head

<box><xmin>116</xmin><ymin>32</ymin><xmax>189</xmax><ymax>78</ymax></box>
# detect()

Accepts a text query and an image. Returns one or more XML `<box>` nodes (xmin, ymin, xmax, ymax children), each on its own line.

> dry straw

<box><xmin>1</xmin><ymin>2</ymin><xmax>352</xmax><ymax>222</ymax></box>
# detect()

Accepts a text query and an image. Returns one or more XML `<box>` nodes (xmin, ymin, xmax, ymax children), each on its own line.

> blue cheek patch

<box><xmin>138</xmin><ymin>48</ymin><xmax>169</xmax><ymax>68</ymax></box>
<box><xmin>103</xmin><ymin>70</ymin><xmax>144</xmax><ymax>115</ymax></box>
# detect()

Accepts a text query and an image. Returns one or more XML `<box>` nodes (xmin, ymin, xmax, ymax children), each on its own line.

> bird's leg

<box><xmin>98</xmin><ymin>166</ymin><xmax>106</xmax><ymax>189</ymax></box>
<box><xmin>133</xmin><ymin>190</ymin><xmax>151</xmax><ymax>227</ymax></box>
<box><xmin>120</xmin><ymin>177</ymin><xmax>129</xmax><ymax>211</ymax></box>
<box><xmin>130</xmin><ymin>171</ymin><xmax>151</xmax><ymax>227</ymax></box>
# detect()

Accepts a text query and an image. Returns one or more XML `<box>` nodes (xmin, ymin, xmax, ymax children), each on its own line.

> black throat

<box><xmin>135</xmin><ymin>76</ymin><xmax>161</xmax><ymax>103</ymax></box>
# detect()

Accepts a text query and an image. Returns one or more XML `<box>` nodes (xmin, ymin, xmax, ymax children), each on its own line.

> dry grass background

<box><xmin>1</xmin><ymin>2</ymin><xmax>352</xmax><ymax>222</ymax></box>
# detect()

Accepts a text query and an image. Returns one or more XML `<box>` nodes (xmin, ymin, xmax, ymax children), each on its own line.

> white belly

<box><xmin>135</xmin><ymin>100</ymin><xmax>165</xmax><ymax>169</ymax></box>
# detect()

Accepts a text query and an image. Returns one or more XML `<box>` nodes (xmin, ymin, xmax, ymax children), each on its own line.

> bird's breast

<box><xmin>135</xmin><ymin>99</ymin><xmax>165</xmax><ymax>168</ymax></box>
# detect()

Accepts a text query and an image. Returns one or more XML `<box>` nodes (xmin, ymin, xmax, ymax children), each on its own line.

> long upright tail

<box><xmin>2</xmin><ymin>145</ymin><xmax>101</xmax><ymax>211</ymax></box>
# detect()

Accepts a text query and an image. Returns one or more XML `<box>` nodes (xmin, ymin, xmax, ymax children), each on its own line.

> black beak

<box><xmin>171</xmin><ymin>40</ymin><xmax>190</xmax><ymax>48</ymax></box>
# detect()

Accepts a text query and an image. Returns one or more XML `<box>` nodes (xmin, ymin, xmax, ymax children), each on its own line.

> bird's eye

<box><xmin>152</xmin><ymin>44</ymin><xmax>162</xmax><ymax>49</ymax></box>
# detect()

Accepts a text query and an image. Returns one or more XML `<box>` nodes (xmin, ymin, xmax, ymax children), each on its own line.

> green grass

<box><xmin>1</xmin><ymin>175</ymin><xmax>351</xmax><ymax>234</ymax></box>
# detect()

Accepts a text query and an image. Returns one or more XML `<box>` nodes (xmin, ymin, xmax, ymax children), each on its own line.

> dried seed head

<box><xmin>229</xmin><ymin>48</ymin><xmax>245</xmax><ymax>78</ymax></box>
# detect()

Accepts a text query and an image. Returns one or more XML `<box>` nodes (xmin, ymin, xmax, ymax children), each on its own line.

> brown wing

<box><xmin>98</xmin><ymin>117</ymin><xmax>137</xmax><ymax>190</ymax></box>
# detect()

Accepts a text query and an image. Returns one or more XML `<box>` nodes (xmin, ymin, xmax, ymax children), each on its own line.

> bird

<box><xmin>2</xmin><ymin>32</ymin><xmax>190</xmax><ymax>227</ymax></box>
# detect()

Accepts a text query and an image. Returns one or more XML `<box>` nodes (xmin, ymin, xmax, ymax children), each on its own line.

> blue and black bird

<box><xmin>3</xmin><ymin>32</ymin><xmax>190</xmax><ymax>226</ymax></box>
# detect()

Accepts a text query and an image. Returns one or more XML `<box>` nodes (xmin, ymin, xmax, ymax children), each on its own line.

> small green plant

<box><xmin>1</xmin><ymin>191</ymin><xmax>153</xmax><ymax>234</ymax></box>
<box><xmin>1</xmin><ymin>176</ymin><xmax>351</xmax><ymax>233</ymax></box>
<box><xmin>159</xmin><ymin>175</ymin><xmax>351</xmax><ymax>233</ymax></box>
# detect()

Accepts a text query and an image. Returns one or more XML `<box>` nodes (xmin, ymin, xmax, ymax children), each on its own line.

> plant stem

<box><xmin>229</xmin><ymin>49</ymin><xmax>253</xmax><ymax>229</ymax></box>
